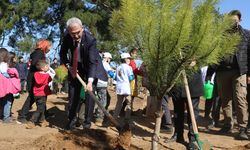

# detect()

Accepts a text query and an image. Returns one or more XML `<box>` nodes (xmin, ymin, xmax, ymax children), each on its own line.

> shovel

<box><xmin>182</xmin><ymin>70</ymin><xmax>211</xmax><ymax>150</ymax></box>
<box><xmin>75</xmin><ymin>73</ymin><xmax>122</xmax><ymax>130</ymax></box>
<box><xmin>75</xmin><ymin>73</ymin><xmax>132</xmax><ymax>149</ymax></box>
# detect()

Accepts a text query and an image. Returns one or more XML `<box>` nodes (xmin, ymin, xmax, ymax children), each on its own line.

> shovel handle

<box><xmin>75</xmin><ymin>73</ymin><xmax>121</xmax><ymax>129</ymax></box>
<box><xmin>182</xmin><ymin>70</ymin><xmax>199</xmax><ymax>134</ymax></box>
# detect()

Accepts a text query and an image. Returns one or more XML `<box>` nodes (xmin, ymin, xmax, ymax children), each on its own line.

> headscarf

<box><xmin>35</xmin><ymin>39</ymin><xmax>51</xmax><ymax>54</ymax></box>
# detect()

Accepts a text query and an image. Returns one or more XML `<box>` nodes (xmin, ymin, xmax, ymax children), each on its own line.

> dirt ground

<box><xmin>0</xmin><ymin>88</ymin><xmax>250</xmax><ymax>150</ymax></box>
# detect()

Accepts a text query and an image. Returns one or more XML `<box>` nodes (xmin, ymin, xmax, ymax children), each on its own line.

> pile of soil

<box><xmin>229</xmin><ymin>143</ymin><xmax>250</xmax><ymax>150</ymax></box>
<box><xmin>27</xmin><ymin>128</ymin><xmax>132</xmax><ymax>150</ymax></box>
<box><xmin>32</xmin><ymin>129</ymin><xmax>115</xmax><ymax>150</ymax></box>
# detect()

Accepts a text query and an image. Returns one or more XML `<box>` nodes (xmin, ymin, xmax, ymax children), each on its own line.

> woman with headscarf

<box><xmin>17</xmin><ymin>39</ymin><xmax>52</xmax><ymax>124</ymax></box>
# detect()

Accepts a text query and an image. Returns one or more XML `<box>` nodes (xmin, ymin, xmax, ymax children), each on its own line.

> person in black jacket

<box><xmin>206</xmin><ymin>10</ymin><xmax>250</xmax><ymax>140</ymax></box>
<box><xmin>17</xmin><ymin>39</ymin><xmax>52</xmax><ymax>123</ymax></box>
<box><xmin>167</xmin><ymin>69</ymin><xmax>204</xmax><ymax>150</ymax></box>
<box><xmin>60</xmin><ymin>17</ymin><xmax>108</xmax><ymax>130</ymax></box>
<box><xmin>16</xmin><ymin>56</ymin><xmax>28</xmax><ymax>93</ymax></box>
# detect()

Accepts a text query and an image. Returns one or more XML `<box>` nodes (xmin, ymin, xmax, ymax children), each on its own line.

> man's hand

<box><xmin>87</xmin><ymin>81</ymin><xmax>93</xmax><ymax>92</ymax></box>
<box><xmin>65</xmin><ymin>63</ymin><xmax>71</xmax><ymax>70</ymax></box>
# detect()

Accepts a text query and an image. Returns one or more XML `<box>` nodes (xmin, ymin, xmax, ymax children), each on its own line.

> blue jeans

<box><xmin>1</xmin><ymin>94</ymin><xmax>13</xmax><ymax>120</ymax></box>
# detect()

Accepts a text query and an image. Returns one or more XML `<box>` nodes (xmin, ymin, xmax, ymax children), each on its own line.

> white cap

<box><xmin>103</xmin><ymin>52</ymin><xmax>112</xmax><ymax>59</ymax></box>
<box><xmin>120</xmin><ymin>53</ymin><xmax>131</xmax><ymax>59</ymax></box>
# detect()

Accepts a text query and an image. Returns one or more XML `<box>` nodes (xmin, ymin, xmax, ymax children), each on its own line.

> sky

<box><xmin>218</xmin><ymin>0</ymin><xmax>250</xmax><ymax>29</ymax></box>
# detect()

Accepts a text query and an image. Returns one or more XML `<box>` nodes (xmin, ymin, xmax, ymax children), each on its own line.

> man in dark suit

<box><xmin>60</xmin><ymin>17</ymin><xmax>108</xmax><ymax>130</ymax></box>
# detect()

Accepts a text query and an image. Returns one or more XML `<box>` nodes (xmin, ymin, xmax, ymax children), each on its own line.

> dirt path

<box><xmin>0</xmin><ymin>90</ymin><xmax>249</xmax><ymax>150</ymax></box>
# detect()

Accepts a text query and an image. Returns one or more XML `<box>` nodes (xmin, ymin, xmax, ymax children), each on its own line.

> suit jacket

<box><xmin>60</xmin><ymin>30</ymin><xmax>108</xmax><ymax>82</ymax></box>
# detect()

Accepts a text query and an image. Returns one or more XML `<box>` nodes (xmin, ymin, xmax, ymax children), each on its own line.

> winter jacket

<box><xmin>207</xmin><ymin>26</ymin><xmax>250</xmax><ymax>76</ymax></box>
<box><xmin>33</xmin><ymin>72</ymin><xmax>52</xmax><ymax>96</ymax></box>
<box><xmin>16</xmin><ymin>62</ymin><xmax>28</xmax><ymax>80</ymax></box>
<box><xmin>0</xmin><ymin>68</ymin><xmax>21</xmax><ymax>97</ymax></box>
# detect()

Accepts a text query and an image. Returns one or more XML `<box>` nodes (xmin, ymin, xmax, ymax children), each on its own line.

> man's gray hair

<box><xmin>66</xmin><ymin>17</ymin><xmax>83</xmax><ymax>28</ymax></box>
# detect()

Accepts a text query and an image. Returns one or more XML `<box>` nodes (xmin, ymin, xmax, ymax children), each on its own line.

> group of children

<box><xmin>0</xmin><ymin>48</ymin><xmax>20</xmax><ymax>123</ymax></box>
<box><xmin>0</xmin><ymin>47</ymin><xmax>55</xmax><ymax>128</ymax></box>
<box><xmin>74</xmin><ymin>49</ymin><xmax>142</xmax><ymax>127</ymax></box>
<box><xmin>91</xmin><ymin>50</ymin><xmax>140</xmax><ymax>126</ymax></box>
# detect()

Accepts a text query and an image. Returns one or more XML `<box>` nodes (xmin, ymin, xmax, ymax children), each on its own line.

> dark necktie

<box><xmin>72</xmin><ymin>42</ymin><xmax>78</xmax><ymax>78</ymax></box>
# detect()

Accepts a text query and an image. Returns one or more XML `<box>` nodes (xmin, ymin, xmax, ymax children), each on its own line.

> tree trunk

<box><xmin>58</xmin><ymin>83</ymin><xmax>62</xmax><ymax>94</ymax></box>
<box><xmin>146</xmin><ymin>96</ymin><xmax>159</xmax><ymax>118</ymax></box>
<box><xmin>151</xmin><ymin>96</ymin><xmax>163</xmax><ymax>150</ymax></box>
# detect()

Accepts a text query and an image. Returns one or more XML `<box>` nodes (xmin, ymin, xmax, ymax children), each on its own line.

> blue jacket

<box><xmin>16</xmin><ymin>62</ymin><xmax>28</xmax><ymax>80</ymax></box>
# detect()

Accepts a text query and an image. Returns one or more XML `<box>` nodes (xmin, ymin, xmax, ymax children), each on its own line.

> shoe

<box><xmin>214</xmin><ymin>121</ymin><xmax>222</xmax><ymax>128</ymax></box>
<box><xmin>165</xmin><ymin>133</ymin><xmax>177</xmax><ymax>143</ymax></box>
<box><xmin>26</xmin><ymin>122</ymin><xmax>36</xmax><ymax>129</ymax></box>
<box><xmin>188</xmin><ymin>141</ymin><xmax>198</xmax><ymax>150</ymax></box>
<box><xmin>161</xmin><ymin>125</ymin><xmax>173</xmax><ymax>134</ymax></box>
<box><xmin>207</xmin><ymin>121</ymin><xmax>215</xmax><ymax>130</ymax></box>
<box><xmin>218</xmin><ymin>126</ymin><xmax>232</xmax><ymax>134</ymax></box>
<box><xmin>64</xmin><ymin>119</ymin><xmax>76</xmax><ymax>131</ymax></box>
<box><xmin>13</xmin><ymin>93</ymin><xmax>20</xmax><ymax>99</ymax></box>
<box><xmin>95</xmin><ymin>118</ymin><xmax>103</xmax><ymax>126</ymax></box>
<box><xmin>38</xmin><ymin>121</ymin><xmax>49</xmax><ymax>127</ymax></box>
<box><xmin>176</xmin><ymin>136</ymin><xmax>185</xmax><ymax>144</ymax></box>
<box><xmin>75</xmin><ymin>120</ymin><xmax>82</xmax><ymax>128</ymax></box>
<box><xmin>2</xmin><ymin>117</ymin><xmax>14</xmax><ymax>124</ymax></box>
<box><xmin>237</xmin><ymin>128</ymin><xmax>248</xmax><ymax>140</ymax></box>
<box><xmin>83</xmin><ymin>123</ymin><xmax>91</xmax><ymax>129</ymax></box>
<box><xmin>64</xmin><ymin>118</ymin><xmax>76</xmax><ymax>130</ymax></box>
<box><xmin>61</xmin><ymin>92</ymin><xmax>66</xmax><ymax>94</ymax></box>
<box><xmin>16</xmin><ymin>118</ymin><xmax>28</xmax><ymax>124</ymax></box>
<box><xmin>74</xmin><ymin>123</ymin><xmax>83</xmax><ymax>130</ymax></box>
<box><xmin>102</xmin><ymin>120</ymin><xmax>111</xmax><ymax>127</ymax></box>
<box><xmin>65</xmin><ymin>122</ymin><xmax>72</xmax><ymax>131</ymax></box>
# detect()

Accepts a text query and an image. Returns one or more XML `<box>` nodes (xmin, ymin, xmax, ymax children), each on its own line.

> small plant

<box><xmin>54</xmin><ymin>65</ymin><xmax>68</xmax><ymax>93</ymax></box>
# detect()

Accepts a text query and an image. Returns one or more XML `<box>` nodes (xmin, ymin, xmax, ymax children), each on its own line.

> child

<box><xmin>94</xmin><ymin>52</ymin><xmax>115</xmax><ymax>126</ymax></box>
<box><xmin>0</xmin><ymin>48</ymin><xmax>20</xmax><ymax>123</ymax></box>
<box><xmin>26</xmin><ymin>60</ymin><xmax>53</xmax><ymax>128</ymax></box>
<box><xmin>113</xmin><ymin>53</ymin><xmax>134</xmax><ymax>122</ymax></box>
<box><xmin>0</xmin><ymin>48</ymin><xmax>10</xmax><ymax>78</ymax></box>
<box><xmin>129</xmin><ymin>48</ymin><xmax>143</xmax><ymax>111</ymax></box>
<box><xmin>16</xmin><ymin>56</ymin><xmax>28</xmax><ymax>94</ymax></box>
<box><xmin>75</xmin><ymin>86</ymin><xmax>86</xmax><ymax>129</ymax></box>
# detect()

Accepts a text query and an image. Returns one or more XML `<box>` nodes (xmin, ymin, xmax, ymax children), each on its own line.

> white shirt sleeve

<box><xmin>47</xmin><ymin>67</ymin><xmax>56</xmax><ymax>79</ymax></box>
<box><xmin>103</xmin><ymin>61</ymin><xmax>112</xmax><ymax>72</ymax></box>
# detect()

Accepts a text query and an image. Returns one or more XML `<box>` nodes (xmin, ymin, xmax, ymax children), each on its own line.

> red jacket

<box><xmin>33</xmin><ymin>72</ymin><xmax>52</xmax><ymax>96</ymax></box>
<box><xmin>129</xmin><ymin>59</ymin><xmax>143</xmax><ymax>76</ymax></box>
